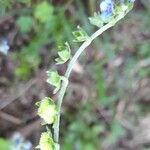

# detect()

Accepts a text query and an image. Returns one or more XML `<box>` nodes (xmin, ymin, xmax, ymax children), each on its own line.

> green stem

<box><xmin>54</xmin><ymin>10</ymin><xmax>131</xmax><ymax>145</ymax></box>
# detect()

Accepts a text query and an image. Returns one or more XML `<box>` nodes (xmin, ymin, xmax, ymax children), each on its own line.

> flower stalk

<box><xmin>54</xmin><ymin>7</ymin><xmax>133</xmax><ymax>144</ymax></box>
<box><xmin>37</xmin><ymin>1</ymin><xmax>135</xmax><ymax>150</ymax></box>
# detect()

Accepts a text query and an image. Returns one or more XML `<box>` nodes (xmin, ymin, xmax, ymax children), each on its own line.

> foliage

<box><xmin>47</xmin><ymin>71</ymin><xmax>62</xmax><ymax>94</ymax></box>
<box><xmin>34</xmin><ymin>2</ymin><xmax>54</xmax><ymax>24</ymax></box>
<box><xmin>13</xmin><ymin>1</ymin><xmax>74</xmax><ymax>80</ymax></box>
<box><xmin>72</xmin><ymin>26</ymin><xmax>89</xmax><ymax>42</ymax></box>
<box><xmin>0</xmin><ymin>0</ymin><xmax>12</xmax><ymax>17</ymax></box>
<box><xmin>17</xmin><ymin>16</ymin><xmax>33</xmax><ymax>33</ymax></box>
<box><xmin>62</xmin><ymin>102</ymin><xmax>104</xmax><ymax>150</ymax></box>
<box><xmin>55</xmin><ymin>42</ymin><xmax>71</xmax><ymax>65</ymax></box>
<box><xmin>104</xmin><ymin>121</ymin><xmax>125</xmax><ymax>145</ymax></box>
<box><xmin>0</xmin><ymin>138</ymin><xmax>10</xmax><ymax>150</ymax></box>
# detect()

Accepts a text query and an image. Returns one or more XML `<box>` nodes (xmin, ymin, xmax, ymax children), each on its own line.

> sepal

<box><xmin>47</xmin><ymin>71</ymin><xmax>62</xmax><ymax>94</ymax></box>
<box><xmin>55</xmin><ymin>42</ymin><xmax>71</xmax><ymax>65</ymax></box>
<box><xmin>72</xmin><ymin>26</ymin><xmax>89</xmax><ymax>42</ymax></box>
<box><xmin>89</xmin><ymin>12</ymin><xmax>104</xmax><ymax>28</ymax></box>
<box><xmin>37</xmin><ymin>97</ymin><xmax>58</xmax><ymax>124</ymax></box>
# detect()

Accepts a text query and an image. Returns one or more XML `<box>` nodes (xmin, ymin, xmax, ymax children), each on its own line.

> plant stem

<box><xmin>54</xmin><ymin>10</ymin><xmax>131</xmax><ymax>145</ymax></box>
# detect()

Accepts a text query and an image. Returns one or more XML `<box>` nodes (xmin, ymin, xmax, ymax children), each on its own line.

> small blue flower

<box><xmin>100</xmin><ymin>0</ymin><xmax>114</xmax><ymax>13</ymax></box>
<box><xmin>0</xmin><ymin>39</ymin><xmax>10</xmax><ymax>55</ymax></box>
<box><xmin>101</xmin><ymin>11</ymin><xmax>112</xmax><ymax>22</ymax></box>
<box><xmin>11</xmin><ymin>133</ymin><xmax>32</xmax><ymax>150</ymax></box>
<box><xmin>100</xmin><ymin>0</ymin><xmax>114</xmax><ymax>22</ymax></box>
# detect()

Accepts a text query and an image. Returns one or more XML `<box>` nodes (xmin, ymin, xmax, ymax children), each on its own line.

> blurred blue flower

<box><xmin>11</xmin><ymin>133</ymin><xmax>32</xmax><ymax>150</ymax></box>
<box><xmin>100</xmin><ymin>0</ymin><xmax>114</xmax><ymax>22</ymax></box>
<box><xmin>0</xmin><ymin>39</ymin><xmax>10</xmax><ymax>55</ymax></box>
<box><xmin>128</xmin><ymin>0</ymin><xmax>135</xmax><ymax>2</ymax></box>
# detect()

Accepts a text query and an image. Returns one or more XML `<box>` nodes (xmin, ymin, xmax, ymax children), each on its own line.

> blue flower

<box><xmin>11</xmin><ymin>133</ymin><xmax>32</xmax><ymax>150</ymax></box>
<box><xmin>100</xmin><ymin>0</ymin><xmax>114</xmax><ymax>22</ymax></box>
<box><xmin>0</xmin><ymin>39</ymin><xmax>10</xmax><ymax>55</ymax></box>
<box><xmin>101</xmin><ymin>11</ymin><xmax>112</xmax><ymax>22</ymax></box>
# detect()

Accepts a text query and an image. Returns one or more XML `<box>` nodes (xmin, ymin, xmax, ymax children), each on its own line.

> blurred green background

<box><xmin>0</xmin><ymin>0</ymin><xmax>150</xmax><ymax>150</ymax></box>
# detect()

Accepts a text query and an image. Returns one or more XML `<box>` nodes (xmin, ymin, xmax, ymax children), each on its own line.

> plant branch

<box><xmin>54</xmin><ymin>10</ymin><xmax>131</xmax><ymax>144</ymax></box>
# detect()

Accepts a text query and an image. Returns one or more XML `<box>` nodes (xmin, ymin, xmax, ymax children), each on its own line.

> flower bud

<box><xmin>38</xmin><ymin>97</ymin><xmax>57</xmax><ymax>124</ymax></box>
<box><xmin>39</xmin><ymin>132</ymin><xmax>54</xmax><ymax>150</ymax></box>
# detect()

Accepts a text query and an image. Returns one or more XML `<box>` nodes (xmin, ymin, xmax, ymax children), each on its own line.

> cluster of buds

<box><xmin>36</xmin><ymin>97</ymin><xmax>58</xmax><ymax>150</ymax></box>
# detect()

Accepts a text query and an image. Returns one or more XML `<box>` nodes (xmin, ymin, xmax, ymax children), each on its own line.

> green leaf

<box><xmin>114</xmin><ymin>2</ymin><xmax>133</xmax><ymax>17</ymax></box>
<box><xmin>89</xmin><ymin>12</ymin><xmax>104</xmax><ymax>28</ymax></box>
<box><xmin>37</xmin><ymin>97</ymin><xmax>57</xmax><ymax>124</ymax></box>
<box><xmin>0</xmin><ymin>138</ymin><xmax>10</xmax><ymax>150</ymax></box>
<box><xmin>0</xmin><ymin>0</ymin><xmax>12</xmax><ymax>17</ymax></box>
<box><xmin>55</xmin><ymin>42</ymin><xmax>71</xmax><ymax>65</ymax></box>
<box><xmin>16</xmin><ymin>0</ymin><xmax>31</xmax><ymax>4</ymax></box>
<box><xmin>72</xmin><ymin>26</ymin><xmax>89</xmax><ymax>42</ymax></box>
<box><xmin>115</xmin><ymin>5</ymin><xmax>128</xmax><ymax>14</ymax></box>
<box><xmin>104</xmin><ymin>121</ymin><xmax>125</xmax><ymax>145</ymax></box>
<box><xmin>15</xmin><ymin>62</ymin><xmax>32</xmax><ymax>80</ymax></box>
<box><xmin>34</xmin><ymin>2</ymin><xmax>54</xmax><ymax>23</ymax></box>
<box><xmin>17</xmin><ymin>16</ymin><xmax>33</xmax><ymax>33</ymax></box>
<box><xmin>47</xmin><ymin>70</ymin><xmax>62</xmax><ymax>94</ymax></box>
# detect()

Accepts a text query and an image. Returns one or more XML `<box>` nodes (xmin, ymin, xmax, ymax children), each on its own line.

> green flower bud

<box><xmin>38</xmin><ymin>97</ymin><xmax>57</xmax><ymax>124</ymax></box>
<box><xmin>39</xmin><ymin>132</ymin><xmax>54</xmax><ymax>150</ymax></box>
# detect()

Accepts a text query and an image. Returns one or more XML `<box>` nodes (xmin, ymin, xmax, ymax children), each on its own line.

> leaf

<box><xmin>17</xmin><ymin>16</ymin><xmax>33</xmax><ymax>33</ymax></box>
<box><xmin>0</xmin><ymin>0</ymin><xmax>12</xmax><ymax>17</ymax></box>
<box><xmin>15</xmin><ymin>62</ymin><xmax>32</xmax><ymax>80</ymax></box>
<box><xmin>104</xmin><ymin>121</ymin><xmax>125</xmax><ymax>145</ymax></box>
<box><xmin>47</xmin><ymin>70</ymin><xmax>62</xmax><ymax>94</ymax></box>
<box><xmin>0</xmin><ymin>138</ymin><xmax>10</xmax><ymax>150</ymax></box>
<box><xmin>72</xmin><ymin>26</ymin><xmax>89</xmax><ymax>42</ymax></box>
<box><xmin>89</xmin><ymin>12</ymin><xmax>104</xmax><ymax>28</ymax></box>
<box><xmin>16</xmin><ymin>0</ymin><xmax>31</xmax><ymax>5</ymax></box>
<box><xmin>55</xmin><ymin>42</ymin><xmax>71</xmax><ymax>65</ymax></box>
<box><xmin>34</xmin><ymin>2</ymin><xmax>54</xmax><ymax>23</ymax></box>
<box><xmin>115</xmin><ymin>5</ymin><xmax>128</xmax><ymax>14</ymax></box>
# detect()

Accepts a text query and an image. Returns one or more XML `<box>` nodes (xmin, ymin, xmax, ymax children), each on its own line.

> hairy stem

<box><xmin>54</xmin><ymin>10</ymin><xmax>131</xmax><ymax>144</ymax></box>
